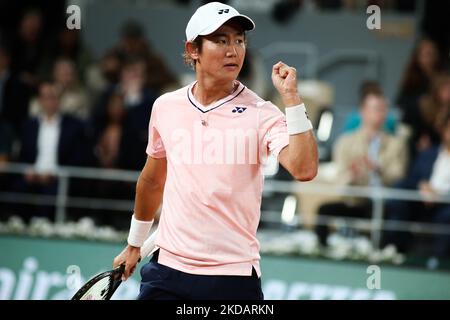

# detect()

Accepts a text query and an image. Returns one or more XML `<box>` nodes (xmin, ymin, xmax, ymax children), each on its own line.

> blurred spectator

<box><xmin>85</xmin><ymin>50</ymin><xmax>123</xmax><ymax>102</ymax></box>
<box><xmin>9</xmin><ymin>8</ymin><xmax>47</xmax><ymax>90</ymax></box>
<box><xmin>383</xmin><ymin>115</ymin><xmax>450</xmax><ymax>261</ymax></box>
<box><xmin>0</xmin><ymin>121</ymin><xmax>13</xmax><ymax>164</ymax></box>
<box><xmin>272</xmin><ymin>0</ymin><xmax>302</xmax><ymax>24</ymax></box>
<box><xmin>89</xmin><ymin>92</ymin><xmax>132</xmax><ymax>226</ymax></box>
<box><xmin>113</xmin><ymin>19</ymin><xmax>179</xmax><ymax>94</ymax></box>
<box><xmin>42</xmin><ymin>29</ymin><xmax>92</xmax><ymax>82</ymax></box>
<box><xmin>342</xmin><ymin>80</ymin><xmax>398</xmax><ymax>134</ymax></box>
<box><xmin>29</xmin><ymin>58</ymin><xmax>90</xmax><ymax>119</ymax></box>
<box><xmin>316</xmin><ymin>92</ymin><xmax>408</xmax><ymax>245</ymax></box>
<box><xmin>94</xmin><ymin>92</ymin><xmax>126</xmax><ymax>169</ymax></box>
<box><xmin>91</xmin><ymin>57</ymin><xmax>157</xmax><ymax>170</ymax></box>
<box><xmin>118</xmin><ymin>58</ymin><xmax>158</xmax><ymax>170</ymax></box>
<box><xmin>0</xmin><ymin>40</ymin><xmax>31</xmax><ymax>139</ymax></box>
<box><xmin>13</xmin><ymin>82</ymin><xmax>90</xmax><ymax>220</ymax></box>
<box><xmin>396</xmin><ymin>38</ymin><xmax>444</xmax><ymax>156</ymax></box>
<box><xmin>416</xmin><ymin>73</ymin><xmax>450</xmax><ymax>151</ymax></box>
<box><xmin>19</xmin><ymin>81</ymin><xmax>89</xmax><ymax>170</ymax></box>
<box><xmin>422</xmin><ymin>2</ymin><xmax>450</xmax><ymax>62</ymax></box>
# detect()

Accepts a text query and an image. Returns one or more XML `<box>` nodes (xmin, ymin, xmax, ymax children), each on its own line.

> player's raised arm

<box><xmin>113</xmin><ymin>156</ymin><xmax>167</xmax><ymax>280</ymax></box>
<box><xmin>273</xmin><ymin>61</ymin><xmax>319</xmax><ymax>181</ymax></box>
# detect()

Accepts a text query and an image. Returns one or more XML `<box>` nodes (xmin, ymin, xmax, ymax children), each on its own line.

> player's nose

<box><xmin>226</xmin><ymin>45</ymin><xmax>238</xmax><ymax>57</ymax></box>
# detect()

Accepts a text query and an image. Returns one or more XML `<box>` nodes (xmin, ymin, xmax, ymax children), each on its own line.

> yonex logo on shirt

<box><xmin>232</xmin><ymin>107</ymin><xmax>247</xmax><ymax>113</ymax></box>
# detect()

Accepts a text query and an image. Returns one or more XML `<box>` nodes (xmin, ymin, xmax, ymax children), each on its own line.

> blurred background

<box><xmin>0</xmin><ymin>0</ymin><xmax>450</xmax><ymax>300</ymax></box>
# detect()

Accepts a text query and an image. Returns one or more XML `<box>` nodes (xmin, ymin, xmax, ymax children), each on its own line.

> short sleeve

<box><xmin>146</xmin><ymin>101</ymin><xmax>166</xmax><ymax>158</ymax></box>
<box><xmin>259</xmin><ymin>102</ymin><xmax>289</xmax><ymax>158</ymax></box>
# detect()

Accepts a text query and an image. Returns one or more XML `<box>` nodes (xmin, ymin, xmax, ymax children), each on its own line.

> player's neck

<box><xmin>193</xmin><ymin>76</ymin><xmax>236</xmax><ymax>106</ymax></box>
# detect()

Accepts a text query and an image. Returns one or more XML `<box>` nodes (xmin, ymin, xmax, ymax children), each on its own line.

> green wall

<box><xmin>0</xmin><ymin>236</ymin><xmax>449</xmax><ymax>300</ymax></box>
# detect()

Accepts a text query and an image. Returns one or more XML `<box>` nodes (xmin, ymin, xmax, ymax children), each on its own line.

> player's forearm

<box><xmin>133</xmin><ymin>174</ymin><xmax>165</xmax><ymax>221</ymax></box>
<box><xmin>286</xmin><ymin>130</ymin><xmax>318</xmax><ymax>181</ymax></box>
<box><xmin>282</xmin><ymin>91</ymin><xmax>318</xmax><ymax>181</ymax></box>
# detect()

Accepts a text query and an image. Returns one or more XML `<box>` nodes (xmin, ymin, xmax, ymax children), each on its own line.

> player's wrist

<box><xmin>281</xmin><ymin>92</ymin><xmax>302</xmax><ymax>107</ymax></box>
<box><xmin>285</xmin><ymin>103</ymin><xmax>313</xmax><ymax>135</ymax></box>
<box><xmin>127</xmin><ymin>214</ymin><xmax>154</xmax><ymax>247</ymax></box>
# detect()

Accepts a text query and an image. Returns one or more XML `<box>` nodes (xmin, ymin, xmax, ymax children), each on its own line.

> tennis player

<box><xmin>113</xmin><ymin>1</ymin><xmax>318</xmax><ymax>300</ymax></box>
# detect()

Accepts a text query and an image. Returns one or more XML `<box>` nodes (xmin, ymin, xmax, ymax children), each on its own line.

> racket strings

<box><xmin>79</xmin><ymin>276</ymin><xmax>113</xmax><ymax>300</ymax></box>
<box><xmin>72</xmin><ymin>265</ymin><xmax>124</xmax><ymax>300</ymax></box>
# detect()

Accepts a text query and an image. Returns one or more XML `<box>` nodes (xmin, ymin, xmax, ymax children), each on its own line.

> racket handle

<box><xmin>140</xmin><ymin>228</ymin><xmax>158</xmax><ymax>258</ymax></box>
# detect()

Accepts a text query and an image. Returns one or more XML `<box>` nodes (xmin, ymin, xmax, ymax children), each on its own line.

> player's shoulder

<box><xmin>240</xmin><ymin>85</ymin><xmax>277</xmax><ymax>111</ymax></box>
<box><xmin>153</xmin><ymin>85</ymin><xmax>189</xmax><ymax>109</ymax></box>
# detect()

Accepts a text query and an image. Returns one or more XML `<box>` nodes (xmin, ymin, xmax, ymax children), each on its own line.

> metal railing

<box><xmin>1</xmin><ymin>162</ymin><xmax>450</xmax><ymax>250</ymax></box>
<box><xmin>0</xmin><ymin>163</ymin><xmax>139</xmax><ymax>223</ymax></box>
<box><xmin>264</xmin><ymin>179</ymin><xmax>450</xmax><ymax>248</ymax></box>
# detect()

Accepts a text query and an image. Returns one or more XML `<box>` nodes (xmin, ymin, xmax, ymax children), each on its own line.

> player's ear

<box><xmin>185</xmin><ymin>41</ymin><xmax>200</xmax><ymax>60</ymax></box>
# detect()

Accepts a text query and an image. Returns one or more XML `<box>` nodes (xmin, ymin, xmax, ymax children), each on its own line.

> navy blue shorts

<box><xmin>137</xmin><ymin>250</ymin><xmax>264</xmax><ymax>300</ymax></box>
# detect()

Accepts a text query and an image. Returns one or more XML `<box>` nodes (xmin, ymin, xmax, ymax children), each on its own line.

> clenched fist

<box><xmin>271</xmin><ymin>61</ymin><xmax>302</xmax><ymax>107</ymax></box>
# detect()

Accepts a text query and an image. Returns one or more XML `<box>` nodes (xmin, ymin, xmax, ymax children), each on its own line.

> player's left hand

<box><xmin>272</xmin><ymin>61</ymin><xmax>299</xmax><ymax>96</ymax></box>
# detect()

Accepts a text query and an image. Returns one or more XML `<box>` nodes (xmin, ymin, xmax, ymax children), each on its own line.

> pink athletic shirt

<box><xmin>146</xmin><ymin>80</ymin><xmax>289</xmax><ymax>276</ymax></box>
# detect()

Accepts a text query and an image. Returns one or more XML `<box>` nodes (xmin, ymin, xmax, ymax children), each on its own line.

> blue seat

<box><xmin>341</xmin><ymin>111</ymin><xmax>397</xmax><ymax>134</ymax></box>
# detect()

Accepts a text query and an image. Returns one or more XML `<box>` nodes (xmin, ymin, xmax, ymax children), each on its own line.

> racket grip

<box><xmin>140</xmin><ymin>228</ymin><xmax>158</xmax><ymax>258</ymax></box>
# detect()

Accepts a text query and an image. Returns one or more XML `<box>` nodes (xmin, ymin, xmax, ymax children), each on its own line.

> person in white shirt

<box><xmin>384</xmin><ymin>114</ymin><xmax>450</xmax><ymax>261</ymax></box>
<box><xmin>15</xmin><ymin>82</ymin><xmax>89</xmax><ymax>221</ymax></box>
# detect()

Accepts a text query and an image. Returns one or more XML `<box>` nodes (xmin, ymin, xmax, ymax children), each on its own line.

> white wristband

<box><xmin>285</xmin><ymin>103</ymin><xmax>313</xmax><ymax>135</ymax></box>
<box><xmin>127</xmin><ymin>214</ymin><xmax>153</xmax><ymax>247</ymax></box>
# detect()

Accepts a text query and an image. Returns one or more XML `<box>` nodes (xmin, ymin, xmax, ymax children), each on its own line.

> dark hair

<box><xmin>121</xmin><ymin>19</ymin><xmax>144</xmax><ymax>39</ymax></box>
<box><xmin>359</xmin><ymin>80</ymin><xmax>383</xmax><ymax>104</ymax></box>
<box><xmin>445</xmin><ymin>113</ymin><xmax>450</xmax><ymax>126</ymax></box>
<box><xmin>399</xmin><ymin>38</ymin><xmax>442</xmax><ymax>94</ymax></box>
<box><xmin>361</xmin><ymin>91</ymin><xmax>385</xmax><ymax>104</ymax></box>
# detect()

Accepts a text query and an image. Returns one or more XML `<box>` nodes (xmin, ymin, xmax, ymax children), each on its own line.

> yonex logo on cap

<box><xmin>232</xmin><ymin>107</ymin><xmax>247</xmax><ymax>113</ymax></box>
<box><xmin>218</xmin><ymin>9</ymin><xmax>229</xmax><ymax>14</ymax></box>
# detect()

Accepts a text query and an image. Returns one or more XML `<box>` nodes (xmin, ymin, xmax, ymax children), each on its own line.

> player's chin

<box><xmin>218</xmin><ymin>72</ymin><xmax>239</xmax><ymax>83</ymax></box>
<box><xmin>223</xmin><ymin>67</ymin><xmax>241</xmax><ymax>79</ymax></box>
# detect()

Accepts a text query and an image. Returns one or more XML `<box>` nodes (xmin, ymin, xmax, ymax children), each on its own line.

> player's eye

<box><xmin>215</xmin><ymin>38</ymin><xmax>227</xmax><ymax>44</ymax></box>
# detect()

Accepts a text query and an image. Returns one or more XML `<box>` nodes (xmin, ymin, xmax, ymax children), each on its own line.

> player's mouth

<box><xmin>224</xmin><ymin>63</ymin><xmax>239</xmax><ymax>70</ymax></box>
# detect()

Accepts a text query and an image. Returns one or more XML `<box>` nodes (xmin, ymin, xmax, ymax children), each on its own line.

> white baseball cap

<box><xmin>185</xmin><ymin>2</ymin><xmax>255</xmax><ymax>41</ymax></box>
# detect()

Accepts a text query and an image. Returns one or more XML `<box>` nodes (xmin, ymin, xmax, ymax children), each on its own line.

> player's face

<box><xmin>197</xmin><ymin>21</ymin><xmax>246</xmax><ymax>82</ymax></box>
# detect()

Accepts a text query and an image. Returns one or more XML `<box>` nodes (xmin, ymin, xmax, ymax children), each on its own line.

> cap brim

<box><xmin>198</xmin><ymin>14</ymin><xmax>255</xmax><ymax>37</ymax></box>
<box><xmin>230</xmin><ymin>15</ymin><xmax>255</xmax><ymax>31</ymax></box>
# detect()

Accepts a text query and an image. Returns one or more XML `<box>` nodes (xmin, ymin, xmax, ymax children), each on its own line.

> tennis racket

<box><xmin>71</xmin><ymin>229</ymin><xmax>158</xmax><ymax>300</ymax></box>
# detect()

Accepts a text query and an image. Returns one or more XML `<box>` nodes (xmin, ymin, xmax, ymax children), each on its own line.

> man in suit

<box><xmin>383</xmin><ymin>115</ymin><xmax>450</xmax><ymax>261</ymax></box>
<box><xmin>14</xmin><ymin>81</ymin><xmax>89</xmax><ymax>221</ymax></box>
<box><xmin>316</xmin><ymin>91</ymin><xmax>409</xmax><ymax>245</ymax></box>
